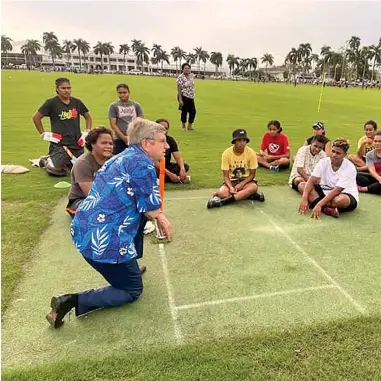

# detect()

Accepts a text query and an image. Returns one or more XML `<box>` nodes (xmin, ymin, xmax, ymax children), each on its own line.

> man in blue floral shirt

<box><xmin>46</xmin><ymin>118</ymin><xmax>172</xmax><ymax>328</ymax></box>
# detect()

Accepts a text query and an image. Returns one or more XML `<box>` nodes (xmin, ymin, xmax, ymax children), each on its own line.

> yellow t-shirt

<box><xmin>357</xmin><ymin>136</ymin><xmax>374</xmax><ymax>157</ymax></box>
<box><xmin>221</xmin><ymin>146</ymin><xmax>258</xmax><ymax>180</ymax></box>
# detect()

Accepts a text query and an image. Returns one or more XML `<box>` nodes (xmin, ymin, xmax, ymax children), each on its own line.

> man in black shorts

<box><xmin>32</xmin><ymin>78</ymin><xmax>92</xmax><ymax>176</ymax></box>
<box><xmin>299</xmin><ymin>138</ymin><xmax>359</xmax><ymax>219</ymax></box>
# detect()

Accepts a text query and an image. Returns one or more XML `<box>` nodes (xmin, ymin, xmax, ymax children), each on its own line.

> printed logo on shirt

<box><xmin>269</xmin><ymin>143</ymin><xmax>280</xmax><ymax>153</ymax></box>
<box><xmin>118</xmin><ymin>105</ymin><xmax>137</xmax><ymax>119</ymax></box>
<box><xmin>59</xmin><ymin>108</ymin><xmax>78</xmax><ymax>120</ymax></box>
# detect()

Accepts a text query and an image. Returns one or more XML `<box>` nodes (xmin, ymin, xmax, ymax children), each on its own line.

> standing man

<box><xmin>108</xmin><ymin>84</ymin><xmax>144</xmax><ymax>155</ymax></box>
<box><xmin>32</xmin><ymin>78</ymin><xmax>92</xmax><ymax>176</ymax></box>
<box><xmin>176</xmin><ymin>63</ymin><xmax>196</xmax><ymax>131</ymax></box>
<box><xmin>299</xmin><ymin>138</ymin><xmax>359</xmax><ymax>219</ymax></box>
<box><xmin>46</xmin><ymin>118</ymin><xmax>171</xmax><ymax>328</ymax></box>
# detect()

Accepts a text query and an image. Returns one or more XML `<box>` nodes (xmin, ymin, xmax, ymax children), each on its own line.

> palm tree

<box><xmin>157</xmin><ymin>50</ymin><xmax>170</xmax><ymax>72</ymax></box>
<box><xmin>93</xmin><ymin>41</ymin><xmax>107</xmax><ymax>72</ymax></box>
<box><xmin>239</xmin><ymin>58</ymin><xmax>249</xmax><ymax>75</ymax></box>
<box><xmin>261</xmin><ymin>53</ymin><xmax>274</xmax><ymax>79</ymax></box>
<box><xmin>62</xmin><ymin>40</ymin><xmax>75</xmax><ymax>67</ymax></box>
<box><xmin>103</xmin><ymin>42</ymin><xmax>114</xmax><ymax>70</ymax></box>
<box><xmin>359</xmin><ymin>46</ymin><xmax>372</xmax><ymax>83</ymax></box>
<box><xmin>80</xmin><ymin>40</ymin><xmax>90</xmax><ymax>70</ymax></box>
<box><xmin>1</xmin><ymin>35</ymin><xmax>13</xmax><ymax>66</ymax></box>
<box><xmin>21</xmin><ymin>39</ymin><xmax>41</xmax><ymax>67</ymax></box>
<box><xmin>185</xmin><ymin>53</ymin><xmax>197</xmax><ymax>66</ymax></box>
<box><xmin>247</xmin><ymin>57</ymin><xmax>258</xmax><ymax>80</ymax></box>
<box><xmin>152</xmin><ymin>43</ymin><xmax>163</xmax><ymax>72</ymax></box>
<box><xmin>131</xmin><ymin>39</ymin><xmax>142</xmax><ymax>70</ymax></box>
<box><xmin>73</xmin><ymin>38</ymin><xmax>85</xmax><ymax>69</ymax></box>
<box><xmin>226</xmin><ymin>54</ymin><xmax>239</xmax><ymax>75</ymax></box>
<box><xmin>210</xmin><ymin>51</ymin><xmax>223</xmax><ymax>73</ymax></box>
<box><xmin>200</xmin><ymin>50</ymin><xmax>210</xmax><ymax>74</ymax></box>
<box><xmin>369</xmin><ymin>42</ymin><xmax>381</xmax><ymax>81</ymax></box>
<box><xmin>297</xmin><ymin>43</ymin><xmax>312</xmax><ymax>75</ymax></box>
<box><xmin>194</xmin><ymin>46</ymin><xmax>206</xmax><ymax>74</ymax></box>
<box><xmin>43</xmin><ymin>32</ymin><xmax>62</xmax><ymax>68</ymax></box>
<box><xmin>135</xmin><ymin>42</ymin><xmax>150</xmax><ymax>72</ymax></box>
<box><xmin>347</xmin><ymin>36</ymin><xmax>361</xmax><ymax>79</ymax></box>
<box><xmin>171</xmin><ymin>46</ymin><xmax>186</xmax><ymax>73</ymax></box>
<box><xmin>119</xmin><ymin>43</ymin><xmax>130</xmax><ymax>71</ymax></box>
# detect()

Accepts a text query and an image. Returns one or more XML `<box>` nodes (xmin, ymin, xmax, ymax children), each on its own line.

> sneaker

<box><xmin>270</xmin><ymin>165</ymin><xmax>280</xmax><ymax>172</ymax></box>
<box><xmin>249</xmin><ymin>191</ymin><xmax>265</xmax><ymax>202</ymax></box>
<box><xmin>207</xmin><ymin>196</ymin><xmax>222</xmax><ymax>209</ymax></box>
<box><xmin>140</xmin><ymin>265</ymin><xmax>147</xmax><ymax>275</ymax></box>
<box><xmin>323</xmin><ymin>207</ymin><xmax>339</xmax><ymax>218</ymax></box>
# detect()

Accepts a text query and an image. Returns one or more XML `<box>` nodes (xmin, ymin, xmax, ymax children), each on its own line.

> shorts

<box><xmin>49</xmin><ymin>144</ymin><xmax>84</xmax><ymax>169</ymax></box>
<box><xmin>310</xmin><ymin>184</ymin><xmax>358</xmax><ymax>212</ymax></box>
<box><xmin>66</xmin><ymin>198</ymin><xmax>85</xmax><ymax>218</ymax></box>
<box><xmin>291</xmin><ymin>178</ymin><xmax>300</xmax><ymax>192</ymax></box>
<box><xmin>222</xmin><ymin>179</ymin><xmax>258</xmax><ymax>187</ymax></box>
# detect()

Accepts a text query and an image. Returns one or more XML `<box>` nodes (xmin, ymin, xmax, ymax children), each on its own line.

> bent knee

<box><xmin>46</xmin><ymin>165</ymin><xmax>67</xmax><ymax>177</ymax></box>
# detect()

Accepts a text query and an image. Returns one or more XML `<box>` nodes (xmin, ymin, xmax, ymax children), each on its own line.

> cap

<box><xmin>313</xmin><ymin>121</ymin><xmax>325</xmax><ymax>130</ymax></box>
<box><xmin>232</xmin><ymin>129</ymin><xmax>250</xmax><ymax>144</ymax></box>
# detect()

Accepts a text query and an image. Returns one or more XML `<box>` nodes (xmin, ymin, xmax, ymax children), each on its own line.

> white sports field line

<box><xmin>175</xmin><ymin>285</ymin><xmax>336</xmax><ymax>311</ymax></box>
<box><xmin>158</xmin><ymin>243</ymin><xmax>183</xmax><ymax>345</ymax></box>
<box><xmin>259</xmin><ymin>209</ymin><xmax>366</xmax><ymax>314</ymax></box>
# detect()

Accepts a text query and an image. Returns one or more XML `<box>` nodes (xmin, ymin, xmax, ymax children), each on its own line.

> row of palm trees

<box><xmin>1</xmin><ymin>33</ymin><xmax>381</xmax><ymax>80</ymax></box>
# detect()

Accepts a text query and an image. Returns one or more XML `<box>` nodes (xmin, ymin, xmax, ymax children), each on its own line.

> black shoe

<box><xmin>140</xmin><ymin>265</ymin><xmax>147</xmax><ymax>275</ymax></box>
<box><xmin>46</xmin><ymin>294</ymin><xmax>78</xmax><ymax>329</ymax></box>
<box><xmin>249</xmin><ymin>191</ymin><xmax>265</xmax><ymax>202</ymax></box>
<box><xmin>207</xmin><ymin>196</ymin><xmax>222</xmax><ymax>209</ymax></box>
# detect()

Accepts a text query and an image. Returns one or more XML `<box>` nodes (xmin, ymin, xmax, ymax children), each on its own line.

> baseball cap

<box><xmin>231</xmin><ymin>129</ymin><xmax>250</xmax><ymax>144</ymax></box>
<box><xmin>313</xmin><ymin>121</ymin><xmax>325</xmax><ymax>130</ymax></box>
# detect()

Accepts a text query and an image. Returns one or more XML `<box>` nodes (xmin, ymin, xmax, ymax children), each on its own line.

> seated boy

<box><xmin>289</xmin><ymin>135</ymin><xmax>328</xmax><ymax>193</ymax></box>
<box><xmin>299</xmin><ymin>138</ymin><xmax>358</xmax><ymax>219</ymax></box>
<box><xmin>207</xmin><ymin>129</ymin><xmax>264</xmax><ymax>209</ymax></box>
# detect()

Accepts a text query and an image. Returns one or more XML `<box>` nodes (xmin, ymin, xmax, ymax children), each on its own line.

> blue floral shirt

<box><xmin>70</xmin><ymin>145</ymin><xmax>161</xmax><ymax>264</ymax></box>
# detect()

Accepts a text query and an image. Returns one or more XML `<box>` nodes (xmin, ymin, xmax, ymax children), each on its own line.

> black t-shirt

<box><xmin>165</xmin><ymin>135</ymin><xmax>179</xmax><ymax>166</ymax></box>
<box><xmin>38</xmin><ymin>96</ymin><xmax>89</xmax><ymax>149</ymax></box>
<box><xmin>306</xmin><ymin>135</ymin><xmax>330</xmax><ymax>148</ymax></box>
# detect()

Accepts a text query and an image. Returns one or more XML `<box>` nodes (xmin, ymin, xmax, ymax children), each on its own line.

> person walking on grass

<box><xmin>257</xmin><ymin>120</ymin><xmax>291</xmax><ymax>172</ymax></box>
<box><xmin>46</xmin><ymin>118</ymin><xmax>171</xmax><ymax>329</ymax></box>
<box><xmin>357</xmin><ymin>131</ymin><xmax>381</xmax><ymax>195</ymax></box>
<box><xmin>108</xmin><ymin>83</ymin><xmax>144</xmax><ymax>155</ymax></box>
<box><xmin>176</xmin><ymin>63</ymin><xmax>196</xmax><ymax>131</ymax></box>
<box><xmin>299</xmin><ymin>138</ymin><xmax>358</xmax><ymax>219</ymax></box>
<box><xmin>207</xmin><ymin>129</ymin><xmax>265</xmax><ymax>209</ymax></box>
<box><xmin>32</xmin><ymin>77</ymin><xmax>92</xmax><ymax>176</ymax></box>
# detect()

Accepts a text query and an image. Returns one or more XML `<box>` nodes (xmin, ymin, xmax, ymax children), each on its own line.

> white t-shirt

<box><xmin>311</xmin><ymin>157</ymin><xmax>359</xmax><ymax>202</ymax></box>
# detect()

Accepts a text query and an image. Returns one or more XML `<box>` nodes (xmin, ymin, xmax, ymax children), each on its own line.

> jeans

<box><xmin>113</xmin><ymin>138</ymin><xmax>128</xmax><ymax>155</ymax></box>
<box><xmin>76</xmin><ymin>215</ymin><xmax>147</xmax><ymax>315</ymax></box>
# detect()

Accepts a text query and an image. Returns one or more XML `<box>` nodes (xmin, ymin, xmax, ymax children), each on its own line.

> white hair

<box><xmin>127</xmin><ymin>118</ymin><xmax>166</xmax><ymax>145</ymax></box>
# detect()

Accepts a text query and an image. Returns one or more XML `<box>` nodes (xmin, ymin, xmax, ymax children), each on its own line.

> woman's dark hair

<box><xmin>182</xmin><ymin>63</ymin><xmax>190</xmax><ymax>71</ymax></box>
<box><xmin>55</xmin><ymin>77</ymin><xmax>70</xmax><ymax>87</ymax></box>
<box><xmin>267</xmin><ymin>120</ymin><xmax>282</xmax><ymax>133</ymax></box>
<box><xmin>311</xmin><ymin>135</ymin><xmax>329</xmax><ymax>145</ymax></box>
<box><xmin>375</xmin><ymin>131</ymin><xmax>381</xmax><ymax>137</ymax></box>
<box><xmin>332</xmin><ymin>138</ymin><xmax>350</xmax><ymax>153</ymax></box>
<box><xmin>116</xmin><ymin>83</ymin><xmax>130</xmax><ymax>91</ymax></box>
<box><xmin>155</xmin><ymin>118</ymin><xmax>170</xmax><ymax>128</ymax></box>
<box><xmin>85</xmin><ymin>127</ymin><xmax>113</xmax><ymax>151</ymax></box>
<box><xmin>364</xmin><ymin>120</ymin><xmax>377</xmax><ymax>130</ymax></box>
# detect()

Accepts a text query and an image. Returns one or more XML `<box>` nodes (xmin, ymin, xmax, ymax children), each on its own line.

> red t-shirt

<box><xmin>260</xmin><ymin>132</ymin><xmax>290</xmax><ymax>156</ymax></box>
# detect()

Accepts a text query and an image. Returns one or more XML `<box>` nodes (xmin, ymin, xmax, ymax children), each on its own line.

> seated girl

<box><xmin>257</xmin><ymin>120</ymin><xmax>291</xmax><ymax>172</ymax></box>
<box><xmin>304</xmin><ymin>121</ymin><xmax>331</xmax><ymax>155</ymax></box>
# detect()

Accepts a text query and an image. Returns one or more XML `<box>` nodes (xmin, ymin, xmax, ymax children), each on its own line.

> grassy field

<box><xmin>1</xmin><ymin>71</ymin><xmax>381</xmax><ymax>380</ymax></box>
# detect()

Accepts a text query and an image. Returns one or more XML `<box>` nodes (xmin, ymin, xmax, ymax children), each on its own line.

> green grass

<box><xmin>1</xmin><ymin>71</ymin><xmax>381</xmax><ymax>379</ymax></box>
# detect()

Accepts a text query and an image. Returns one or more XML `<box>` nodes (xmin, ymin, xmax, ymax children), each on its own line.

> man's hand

<box><xmin>234</xmin><ymin>182</ymin><xmax>245</xmax><ymax>192</ymax></box>
<box><xmin>311</xmin><ymin>205</ymin><xmax>322</xmax><ymax>220</ymax></box>
<box><xmin>156</xmin><ymin>213</ymin><xmax>172</xmax><ymax>241</ymax></box>
<box><xmin>179</xmin><ymin>168</ymin><xmax>187</xmax><ymax>181</ymax></box>
<box><xmin>299</xmin><ymin>199</ymin><xmax>309</xmax><ymax>215</ymax></box>
<box><xmin>229</xmin><ymin>186</ymin><xmax>237</xmax><ymax>194</ymax></box>
<box><xmin>41</xmin><ymin>132</ymin><xmax>62</xmax><ymax>144</ymax></box>
<box><xmin>168</xmin><ymin>172</ymin><xmax>180</xmax><ymax>183</ymax></box>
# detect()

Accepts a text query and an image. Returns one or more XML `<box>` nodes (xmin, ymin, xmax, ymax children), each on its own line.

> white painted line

<box><xmin>175</xmin><ymin>285</ymin><xmax>335</xmax><ymax>311</ymax></box>
<box><xmin>260</xmin><ymin>210</ymin><xmax>366</xmax><ymax>314</ymax></box>
<box><xmin>158</xmin><ymin>243</ymin><xmax>183</xmax><ymax>344</ymax></box>
<box><xmin>166</xmin><ymin>196</ymin><xmax>207</xmax><ymax>201</ymax></box>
